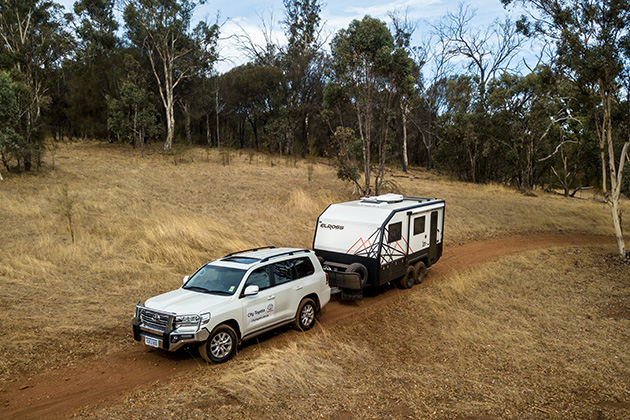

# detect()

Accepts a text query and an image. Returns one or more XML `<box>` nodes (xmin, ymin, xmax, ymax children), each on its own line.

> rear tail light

<box><xmin>325</xmin><ymin>272</ymin><xmax>329</xmax><ymax>286</ymax></box>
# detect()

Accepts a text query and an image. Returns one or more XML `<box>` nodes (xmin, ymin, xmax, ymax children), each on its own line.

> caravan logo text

<box><xmin>320</xmin><ymin>223</ymin><xmax>345</xmax><ymax>231</ymax></box>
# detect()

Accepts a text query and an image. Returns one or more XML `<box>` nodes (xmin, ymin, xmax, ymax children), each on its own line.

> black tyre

<box><xmin>398</xmin><ymin>265</ymin><xmax>416</xmax><ymax>289</ymax></box>
<box><xmin>346</xmin><ymin>262</ymin><xmax>368</xmax><ymax>288</ymax></box>
<box><xmin>200</xmin><ymin>325</ymin><xmax>237</xmax><ymax>364</ymax></box>
<box><xmin>294</xmin><ymin>298</ymin><xmax>317</xmax><ymax>331</ymax></box>
<box><xmin>414</xmin><ymin>261</ymin><xmax>427</xmax><ymax>284</ymax></box>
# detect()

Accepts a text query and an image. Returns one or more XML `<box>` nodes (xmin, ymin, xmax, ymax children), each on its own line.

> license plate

<box><xmin>145</xmin><ymin>336</ymin><xmax>160</xmax><ymax>348</ymax></box>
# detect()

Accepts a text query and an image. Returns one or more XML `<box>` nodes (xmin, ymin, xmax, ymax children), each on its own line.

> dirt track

<box><xmin>0</xmin><ymin>233</ymin><xmax>615</xmax><ymax>419</ymax></box>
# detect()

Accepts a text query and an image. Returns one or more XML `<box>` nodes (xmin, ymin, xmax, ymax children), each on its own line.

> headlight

<box><xmin>200</xmin><ymin>312</ymin><xmax>211</xmax><ymax>325</ymax></box>
<box><xmin>174</xmin><ymin>314</ymin><xmax>200</xmax><ymax>326</ymax></box>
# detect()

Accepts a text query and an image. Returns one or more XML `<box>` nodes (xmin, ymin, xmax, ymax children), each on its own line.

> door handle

<box><xmin>295</xmin><ymin>286</ymin><xmax>303</xmax><ymax>290</ymax></box>
<box><xmin>267</xmin><ymin>295</ymin><xmax>275</xmax><ymax>300</ymax></box>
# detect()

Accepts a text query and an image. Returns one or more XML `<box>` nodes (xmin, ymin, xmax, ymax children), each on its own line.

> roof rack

<box><xmin>222</xmin><ymin>246</ymin><xmax>276</xmax><ymax>258</ymax></box>
<box><xmin>259</xmin><ymin>249</ymin><xmax>310</xmax><ymax>263</ymax></box>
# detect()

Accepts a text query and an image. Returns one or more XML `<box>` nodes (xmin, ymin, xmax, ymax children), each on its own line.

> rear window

<box><xmin>273</xmin><ymin>257</ymin><xmax>315</xmax><ymax>285</ymax></box>
<box><xmin>294</xmin><ymin>257</ymin><xmax>315</xmax><ymax>278</ymax></box>
<box><xmin>387</xmin><ymin>222</ymin><xmax>402</xmax><ymax>243</ymax></box>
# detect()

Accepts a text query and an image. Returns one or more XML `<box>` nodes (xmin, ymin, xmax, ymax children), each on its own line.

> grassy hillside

<box><xmin>80</xmin><ymin>247</ymin><xmax>630</xmax><ymax>419</ymax></box>
<box><xmin>0</xmin><ymin>142</ymin><xmax>628</xmax><ymax>407</ymax></box>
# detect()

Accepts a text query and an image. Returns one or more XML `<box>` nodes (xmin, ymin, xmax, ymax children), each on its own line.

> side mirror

<box><xmin>243</xmin><ymin>285</ymin><xmax>259</xmax><ymax>296</ymax></box>
<box><xmin>182</xmin><ymin>275</ymin><xmax>189</xmax><ymax>285</ymax></box>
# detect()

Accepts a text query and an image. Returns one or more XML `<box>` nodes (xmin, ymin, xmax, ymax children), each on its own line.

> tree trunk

<box><xmin>401</xmin><ymin>100</ymin><xmax>408</xmax><ymax>173</ymax></box>
<box><xmin>164</xmin><ymin>89</ymin><xmax>175</xmax><ymax>150</ymax></box>
<box><xmin>215</xmin><ymin>85</ymin><xmax>220</xmax><ymax>148</ymax></box>
<box><xmin>206</xmin><ymin>113</ymin><xmax>211</xmax><ymax>146</ymax></box>
<box><xmin>608</xmin><ymin>139</ymin><xmax>628</xmax><ymax>257</ymax></box>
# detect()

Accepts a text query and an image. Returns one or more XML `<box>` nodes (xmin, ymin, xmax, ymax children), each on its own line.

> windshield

<box><xmin>183</xmin><ymin>264</ymin><xmax>246</xmax><ymax>295</ymax></box>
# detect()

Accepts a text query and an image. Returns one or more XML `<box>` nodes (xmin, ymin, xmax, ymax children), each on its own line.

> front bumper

<box><xmin>132</xmin><ymin>316</ymin><xmax>210</xmax><ymax>352</ymax></box>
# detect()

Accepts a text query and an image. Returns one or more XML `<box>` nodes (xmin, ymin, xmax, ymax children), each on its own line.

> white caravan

<box><xmin>313</xmin><ymin>194</ymin><xmax>445</xmax><ymax>300</ymax></box>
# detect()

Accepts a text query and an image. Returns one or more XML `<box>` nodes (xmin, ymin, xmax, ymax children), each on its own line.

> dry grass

<box><xmin>78</xmin><ymin>246</ymin><xmax>630</xmax><ymax>419</ymax></box>
<box><xmin>0</xmin><ymin>141</ymin><xmax>628</xmax><ymax>392</ymax></box>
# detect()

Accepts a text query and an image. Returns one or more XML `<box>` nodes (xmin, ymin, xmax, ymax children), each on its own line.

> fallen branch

<box><xmin>569</xmin><ymin>186</ymin><xmax>593</xmax><ymax>197</ymax></box>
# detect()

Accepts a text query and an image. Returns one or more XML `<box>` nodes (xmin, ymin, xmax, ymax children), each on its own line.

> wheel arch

<box><xmin>302</xmin><ymin>293</ymin><xmax>321</xmax><ymax>313</ymax></box>
<box><xmin>212</xmin><ymin>319</ymin><xmax>242</xmax><ymax>341</ymax></box>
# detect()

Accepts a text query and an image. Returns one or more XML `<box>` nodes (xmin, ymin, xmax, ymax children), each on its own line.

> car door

<box><xmin>269</xmin><ymin>259</ymin><xmax>299</xmax><ymax>322</ymax></box>
<box><xmin>241</xmin><ymin>266</ymin><xmax>278</xmax><ymax>335</ymax></box>
<box><xmin>272</xmin><ymin>257</ymin><xmax>317</xmax><ymax>321</ymax></box>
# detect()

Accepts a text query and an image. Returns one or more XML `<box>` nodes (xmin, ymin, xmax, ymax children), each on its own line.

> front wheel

<box><xmin>200</xmin><ymin>325</ymin><xmax>237</xmax><ymax>364</ymax></box>
<box><xmin>294</xmin><ymin>298</ymin><xmax>317</xmax><ymax>331</ymax></box>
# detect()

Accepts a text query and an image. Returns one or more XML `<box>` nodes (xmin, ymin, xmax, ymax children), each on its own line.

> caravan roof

<box><xmin>319</xmin><ymin>194</ymin><xmax>442</xmax><ymax>227</ymax></box>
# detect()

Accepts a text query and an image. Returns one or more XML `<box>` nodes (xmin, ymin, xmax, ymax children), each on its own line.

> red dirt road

<box><xmin>0</xmin><ymin>233</ymin><xmax>615</xmax><ymax>420</ymax></box>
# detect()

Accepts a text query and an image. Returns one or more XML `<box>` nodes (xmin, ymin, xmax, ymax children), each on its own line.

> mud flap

<box><xmin>341</xmin><ymin>289</ymin><xmax>363</xmax><ymax>301</ymax></box>
<box><xmin>325</xmin><ymin>270</ymin><xmax>362</xmax><ymax>290</ymax></box>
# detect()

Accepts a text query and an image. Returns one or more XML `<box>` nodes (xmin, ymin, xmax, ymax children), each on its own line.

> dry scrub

<box><xmin>0</xmin><ymin>141</ymin><xmax>627</xmax><ymax>391</ymax></box>
<box><xmin>78</xmin><ymin>247</ymin><xmax>630</xmax><ymax>419</ymax></box>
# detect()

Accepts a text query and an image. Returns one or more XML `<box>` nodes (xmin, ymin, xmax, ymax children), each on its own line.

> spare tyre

<box><xmin>345</xmin><ymin>262</ymin><xmax>368</xmax><ymax>288</ymax></box>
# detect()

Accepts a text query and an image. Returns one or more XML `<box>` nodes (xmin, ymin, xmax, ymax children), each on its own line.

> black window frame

<box><xmin>270</xmin><ymin>257</ymin><xmax>316</xmax><ymax>286</ymax></box>
<box><xmin>387</xmin><ymin>221</ymin><xmax>402</xmax><ymax>243</ymax></box>
<box><xmin>413</xmin><ymin>216</ymin><xmax>426</xmax><ymax>236</ymax></box>
<box><xmin>243</xmin><ymin>265</ymin><xmax>272</xmax><ymax>292</ymax></box>
<box><xmin>272</xmin><ymin>260</ymin><xmax>295</xmax><ymax>286</ymax></box>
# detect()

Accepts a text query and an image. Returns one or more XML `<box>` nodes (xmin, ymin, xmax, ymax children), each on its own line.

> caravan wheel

<box><xmin>398</xmin><ymin>265</ymin><xmax>416</xmax><ymax>289</ymax></box>
<box><xmin>414</xmin><ymin>261</ymin><xmax>427</xmax><ymax>284</ymax></box>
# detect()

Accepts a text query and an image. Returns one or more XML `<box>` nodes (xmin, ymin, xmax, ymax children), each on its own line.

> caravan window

<box><xmin>387</xmin><ymin>222</ymin><xmax>402</xmax><ymax>243</ymax></box>
<box><xmin>413</xmin><ymin>216</ymin><xmax>426</xmax><ymax>235</ymax></box>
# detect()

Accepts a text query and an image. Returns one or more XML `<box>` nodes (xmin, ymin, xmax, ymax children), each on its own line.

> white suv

<box><xmin>132</xmin><ymin>247</ymin><xmax>330</xmax><ymax>363</ymax></box>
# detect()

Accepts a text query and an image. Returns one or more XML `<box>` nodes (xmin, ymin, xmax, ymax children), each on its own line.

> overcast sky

<box><xmin>56</xmin><ymin>0</ymin><xmax>531</xmax><ymax>74</ymax></box>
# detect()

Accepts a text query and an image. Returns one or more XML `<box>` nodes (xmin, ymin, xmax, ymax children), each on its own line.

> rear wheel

<box><xmin>294</xmin><ymin>298</ymin><xmax>317</xmax><ymax>331</ymax></box>
<box><xmin>414</xmin><ymin>261</ymin><xmax>427</xmax><ymax>284</ymax></box>
<box><xmin>398</xmin><ymin>265</ymin><xmax>416</xmax><ymax>289</ymax></box>
<box><xmin>200</xmin><ymin>325</ymin><xmax>237</xmax><ymax>364</ymax></box>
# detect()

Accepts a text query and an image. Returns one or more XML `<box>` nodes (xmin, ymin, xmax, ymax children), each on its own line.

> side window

<box><xmin>413</xmin><ymin>216</ymin><xmax>426</xmax><ymax>235</ymax></box>
<box><xmin>294</xmin><ymin>257</ymin><xmax>315</xmax><ymax>279</ymax></box>
<box><xmin>273</xmin><ymin>261</ymin><xmax>294</xmax><ymax>285</ymax></box>
<box><xmin>245</xmin><ymin>266</ymin><xmax>271</xmax><ymax>290</ymax></box>
<box><xmin>387</xmin><ymin>221</ymin><xmax>402</xmax><ymax>243</ymax></box>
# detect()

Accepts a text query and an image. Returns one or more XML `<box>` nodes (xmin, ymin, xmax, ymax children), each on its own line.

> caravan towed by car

<box><xmin>132</xmin><ymin>194</ymin><xmax>445</xmax><ymax>361</ymax></box>
<box><xmin>313</xmin><ymin>194</ymin><xmax>445</xmax><ymax>300</ymax></box>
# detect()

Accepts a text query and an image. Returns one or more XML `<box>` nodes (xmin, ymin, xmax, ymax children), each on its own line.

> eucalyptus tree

<box><xmin>503</xmin><ymin>0</ymin><xmax>630</xmax><ymax>256</ymax></box>
<box><xmin>0</xmin><ymin>0</ymin><xmax>70</xmax><ymax>171</ymax></box>
<box><xmin>279</xmin><ymin>0</ymin><xmax>325</xmax><ymax>155</ymax></box>
<box><xmin>327</xmin><ymin>15</ymin><xmax>398</xmax><ymax>195</ymax></box>
<box><xmin>388</xmin><ymin>9</ymin><xmax>420</xmax><ymax>172</ymax></box>
<box><xmin>219</xmin><ymin>64</ymin><xmax>283</xmax><ymax>150</ymax></box>
<box><xmin>123</xmin><ymin>0</ymin><xmax>219</xmax><ymax>150</ymax></box>
<box><xmin>0</xmin><ymin>71</ymin><xmax>20</xmax><ymax>175</ymax></box>
<box><xmin>67</xmin><ymin>0</ymin><xmax>121</xmax><ymax>139</ymax></box>
<box><xmin>106</xmin><ymin>54</ymin><xmax>161</xmax><ymax>157</ymax></box>
<box><xmin>433</xmin><ymin>4</ymin><xmax>522</xmax><ymax>182</ymax></box>
<box><xmin>486</xmin><ymin>69</ymin><xmax>581</xmax><ymax>190</ymax></box>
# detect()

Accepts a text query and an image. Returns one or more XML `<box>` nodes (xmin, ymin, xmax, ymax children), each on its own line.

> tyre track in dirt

<box><xmin>0</xmin><ymin>233</ymin><xmax>616</xmax><ymax>420</ymax></box>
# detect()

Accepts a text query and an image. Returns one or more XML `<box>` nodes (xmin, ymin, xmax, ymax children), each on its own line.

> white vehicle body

<box><xmin>313</xmin><ymin>194</ymin><xmax>445</xmax><ymax>298</ymax></box>
<box><xmin>132</xmin><ymin>247</ymin><xmax>330</xmax><ymax>363</ymax></box>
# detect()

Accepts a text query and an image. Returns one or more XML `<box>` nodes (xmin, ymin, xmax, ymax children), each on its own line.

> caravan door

<box><xmin>408</xmin><ymin>212</ymin><xmax>428</xmax><ymax>255</ymax></box>
<box><xmin>429</xmin><ymin>211</ymin><xmax>439</xmax><ymax>265</ymax></box>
